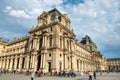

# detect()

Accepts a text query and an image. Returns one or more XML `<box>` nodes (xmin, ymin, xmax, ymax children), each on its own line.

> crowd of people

<box><xmin>0</xmin><ymin>68</ymin><xmax>120</xmax><ymax>80</ymax></box>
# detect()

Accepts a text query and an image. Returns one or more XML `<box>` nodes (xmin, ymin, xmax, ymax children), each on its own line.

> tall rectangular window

<box><xmin>50</xmin><ymin>27</ymin><xmax>52</xmax><ymax>32</ymax></box>
<box><xmin>39</xmin><ymin>38</ymin><xmax>43</xmax><ymax>48</ymax></box>
<box><xmin>58</xmin><ymin>16</ymin><xmax>61</xmax><ymax>21</ymax></box>
<box><xmin>22</xmin><ymin>58</ymin><xmax>25</xmax><ymax>69</ymax></box>
<box><xmin>31</xmin><ymin>40</ymin><xmax>33</xmax><ymax>50</ymax></box>
<box><xmin>50</xmin><ymin>38</ymin><xmax>52</xmax><ymax>47</ymax></box>
<box><xmin>60</xmin><ymin>38</ymin><xmax>62</xmax><ymax>48</ymax></box>
<box><xmin>77</xmin><ymin>60</ymin><xmax>79</xmax><ymax>70</ymax></box>
<box><xmin>17</xmin><ymin>58</ymin><xmax>19</xmax><ymax>69</ymax></box>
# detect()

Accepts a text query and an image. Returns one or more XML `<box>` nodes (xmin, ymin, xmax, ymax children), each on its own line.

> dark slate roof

<box><xmin>48</xmin><ymin>8</ymin><xmax>62</xmax><ymax>15</ymax></box>
<box><xmin>80</xmin><ymin>35</ymin><xmax>93</xmax><ymax>45</ymax></box>
<box><xmin>107</xmin><ymin>58</ymin><xmax>120</xmax><ymax>60</ymax></box>
<box><xmin>48</xmin><ymin>8</ymin><xmax>62</xmax><ymax>21</ymax></box>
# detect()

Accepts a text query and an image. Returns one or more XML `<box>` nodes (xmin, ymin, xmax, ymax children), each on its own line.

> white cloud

<box><xmin>0</xmin><ymin>31</ymin><xmax>24</xmax><ymax>40</ymax></box>
<box><xmin>29</xmin><ymin>8</ymin><xmax>42</xmax><ymax>16</ymax></box>
<box><xmin>9</xmin><ymin>10</ymin><xmax>31</xmax><ymax>19</ymax></box>
<box><xmin>43</xmin><ymin>0</ymin><xmax>64</xmax><ymax>6</ymax></box>
<box><xmin>4</xmin><ymin>6</ymin><xmax>31</xmax><ymax>19</ymax></box>
<box><xmin>3</xmin><ymin>0</ymin><xmax>65</xmax><ymax>19</ymax></box>
<box><xmin>6</xmin><ymin>6</ymin><xmax>12</xmax><ymax>10</ymax></box>
<box><xmin>2</xmin><ymin>0</ymin><xmax>120</xmax><ymax>54</ymax></box>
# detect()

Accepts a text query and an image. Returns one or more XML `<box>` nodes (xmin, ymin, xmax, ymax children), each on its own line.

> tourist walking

<box><xmin>31</xmin><ymin>70</ymin><xmax>35</xmax><ymax>80</ymax></box>
<box><xmin>37</xmin><ymin>69</ymin><xmax>41</xmax><ymax>77</ymax></box>
<box><xmin>88</xmin><ymin>71</ymin><xmax>93</xmax><ymax>80</ymax></box>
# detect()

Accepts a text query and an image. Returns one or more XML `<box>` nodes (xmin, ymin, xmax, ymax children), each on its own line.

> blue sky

<box><xmin>0</xmin><ymin>0</ymin><xmax>120</xmax><ymax>58</ymax></box>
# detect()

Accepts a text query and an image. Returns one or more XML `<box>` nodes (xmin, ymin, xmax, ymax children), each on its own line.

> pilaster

<box><xmin>19</xmin><ymin>55</ymin><xmax>23</xmax><ymax>70</ymax></box>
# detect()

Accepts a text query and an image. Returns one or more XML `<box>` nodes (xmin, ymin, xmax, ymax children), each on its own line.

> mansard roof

<box><xmin>80</xmin><ymin>35</ymin><xmax>93</xmax><ymax>45</ymax></box>
<box><xmin>48</xmin><ymin>8</ymin><xmax>62</xmax><ymax>16</ymax></box>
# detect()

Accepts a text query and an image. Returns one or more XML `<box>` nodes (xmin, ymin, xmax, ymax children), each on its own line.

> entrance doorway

<box><xmin>37</xmin><ymin>55</ymin><xmax>41</xmax><ymax>71</ymax></box>
<box><xmin>48</xmin><ymin>62</ymin><xmax>51</xmax><ymax>72</ymax></box>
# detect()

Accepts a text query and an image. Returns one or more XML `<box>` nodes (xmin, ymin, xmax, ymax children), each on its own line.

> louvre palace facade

<box><xmin>0</xmin><ymin>9</ymin><xmax>108</xmax><ymax>73</ymax></box>
<box><xmin>107</xmin><ymin>58</ymin><xmax>120</xmax><ymax>71</ymax></box>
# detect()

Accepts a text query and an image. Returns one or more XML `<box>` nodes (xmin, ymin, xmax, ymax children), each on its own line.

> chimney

<box><xmin>0</xmin><ymin>37</ymin><xmax>2</xmax><ymax>43</ymax></box>
<box><xmin>7</xmin><ymin>40</ymin><xmax>10</xmax><ymax>43</ymax></box>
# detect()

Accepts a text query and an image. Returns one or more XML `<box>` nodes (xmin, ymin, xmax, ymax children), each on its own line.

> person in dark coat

<box><xmin>93</xmin><ymin>71</ymin><xmax>96</xmax><ymax>80</ymax></box>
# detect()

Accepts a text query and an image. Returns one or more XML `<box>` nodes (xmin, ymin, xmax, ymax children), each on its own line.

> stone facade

<box><xmin>107</xmin><ymin>58</ymin><xmax>120</xmax><ymax>71</ymax></box>
<box><xmin>0</xmin><ymin>9</ymin><xmax>108</xmax><ymax>73</ymax></box>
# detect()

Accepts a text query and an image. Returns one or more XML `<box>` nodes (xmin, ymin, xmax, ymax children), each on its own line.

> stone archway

<box><xmin>37</xmin><ymin>54</ymin><xmax>41</xmax><ymax>71</ymax></box>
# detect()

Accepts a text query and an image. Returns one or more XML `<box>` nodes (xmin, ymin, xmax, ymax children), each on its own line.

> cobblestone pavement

<box><xmin>0</xmin><ymin>72</ymin><xmax>120</xmax><ymax>80</ymax></box>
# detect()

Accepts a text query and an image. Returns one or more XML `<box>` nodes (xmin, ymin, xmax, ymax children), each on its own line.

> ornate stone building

<box><xmin>0</xmin><ymin>9</ymin><xmax>107</xmax><ymax>73</ymax></box>
<box><xmin>107</xmin><ymin>58</ymin><xmax>120</xmax><ymax>71</ymax></box>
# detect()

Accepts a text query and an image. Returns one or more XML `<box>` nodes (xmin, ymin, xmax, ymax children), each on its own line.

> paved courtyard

<box><xmin>0</xmin><ymin>72</ymin><xmax>120</xmax><ymax>80</ymax></box>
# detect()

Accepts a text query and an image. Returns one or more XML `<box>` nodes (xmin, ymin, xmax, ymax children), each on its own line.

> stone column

<box><xmin>9</xmin><ymin>56</ymin><xmax>13</xmax><ymax>71</ymax></box>
<box><xmin>84</xmin><ymin>62</ymin><xmax>86</xmax><ymax>71</ymax></box>
<box><xmin>78</xmin><ymin>60</ymin><xmax>80</xmax><ymax>71</ymax></box>
<box><xmin>42</xmin><ymin>36</ymin><xmax>45</xmax><ymax>47</ymax></box>
<box><xmin>44</xmin><ymin>36</ymin><xmax>47</xmax><ymax>47</ymax></box>
<box><xmin>43</xmin><ymin>53</ymin><xmax>46</xmax><ymax>68</ymax></box>
<box><xmin>87</xmin><ymin>63</ymin><xmax>89</xmax><ymax>71</ymax></box>
<box><xmin>30</xmin><ymin>55</ymin><xmax>32</xmax><ymax>69</ymax></box>
<box><xmin>26</xmin><ymin>55</ymin><xmax>30</xmax><ymax>70</ymax></box>
<box><xmin>3</xmin><ymin>57</ymin><xmax>5</xmax><ymax>69</ymax></box>
<box><xmin>82</xmin><ymin>60</ymin><xmax>84</xmax><ymax>71</ymax></box>
<box><xmin>63</xmin><ymin>37</ymin><xmax>65</xmax><ymax>49</ymax></box>
<box><xmin>40</xmin><ymin>53</ymin><xmax>46</xmax><ymax>69</ymax></box>
<box><xmin>0</xmin><ymin>58</ymin><xmax>1</xmax><ymax>67</ymax></box>
<box><xmin>32</xmin><ymin>55</ymin><xmax>35</xmax><ymax>69</ymax></box>
<box><xmin>19</xmin><ymin>55</ymin><xmax>23</xmax><ymax>70</ymax></box>
<box><xmin>40</xmin><ymin>54</ymin><xmax>43</xmax><ymax>69</ymax></box>
<box><xmin>0</xmin><ymin>58</ymin><xmax>3</xmax><ymax>69</ymax></box>
<box><xmin>6</xmin><ymin>57</ymin><xmax>9</xmax><ymax>69</ymax></box>
<box><xmin>8</xmin><ymin>58</ymin><xmax>11</xmax><ymax>69</ymax></box>
<box><xmin>14</xmin><ymin>55</ymin><xmax>18</xmax><ymax>70</ymax></box>
<box><xmin>34</xmin><ymin>55</ymin><xmax>38</xmax><ymax>71</ymax></box>
<box><xmin>79</xmin><ymin>60</ymin><xmax>82</xmax><ymax>71</ymax></box>
<box><xmin>0</xmin><ymin>58</ymin><xmax>2</xmax><ymax>69</ymax></box>
<box><xmin>2</xmin><ymin>58</ymin><xmax>4</xmax><ymax>69</ymax></box>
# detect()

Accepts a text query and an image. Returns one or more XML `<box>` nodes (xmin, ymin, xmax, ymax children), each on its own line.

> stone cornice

<box><xmin>0</xmin><ymin>52</ymin><xmax>25</xmax><ymax>57</ymax></box>
<box><xmin>6</xmin><ymin>36</ymin><xmax>29</xmax><ymax>45</ymax></box>
<box><xmin>57</xmin><ymin>22</ymin><xmax>75</xmax><ymax>37</ymax></box>
<box><xmin>29</xmin><ymin>22</ymin><xmax>58</xmax><ymax>33</ymax></box>
<box><xmin>75</xmin><ymin>41</ymin><xmax>91</xmax><ymax>54</ymax></box>
<box><xmin>29</xmin><ymin>21</ymin><xmax>75</xmax><ymax>37</ymax></box>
